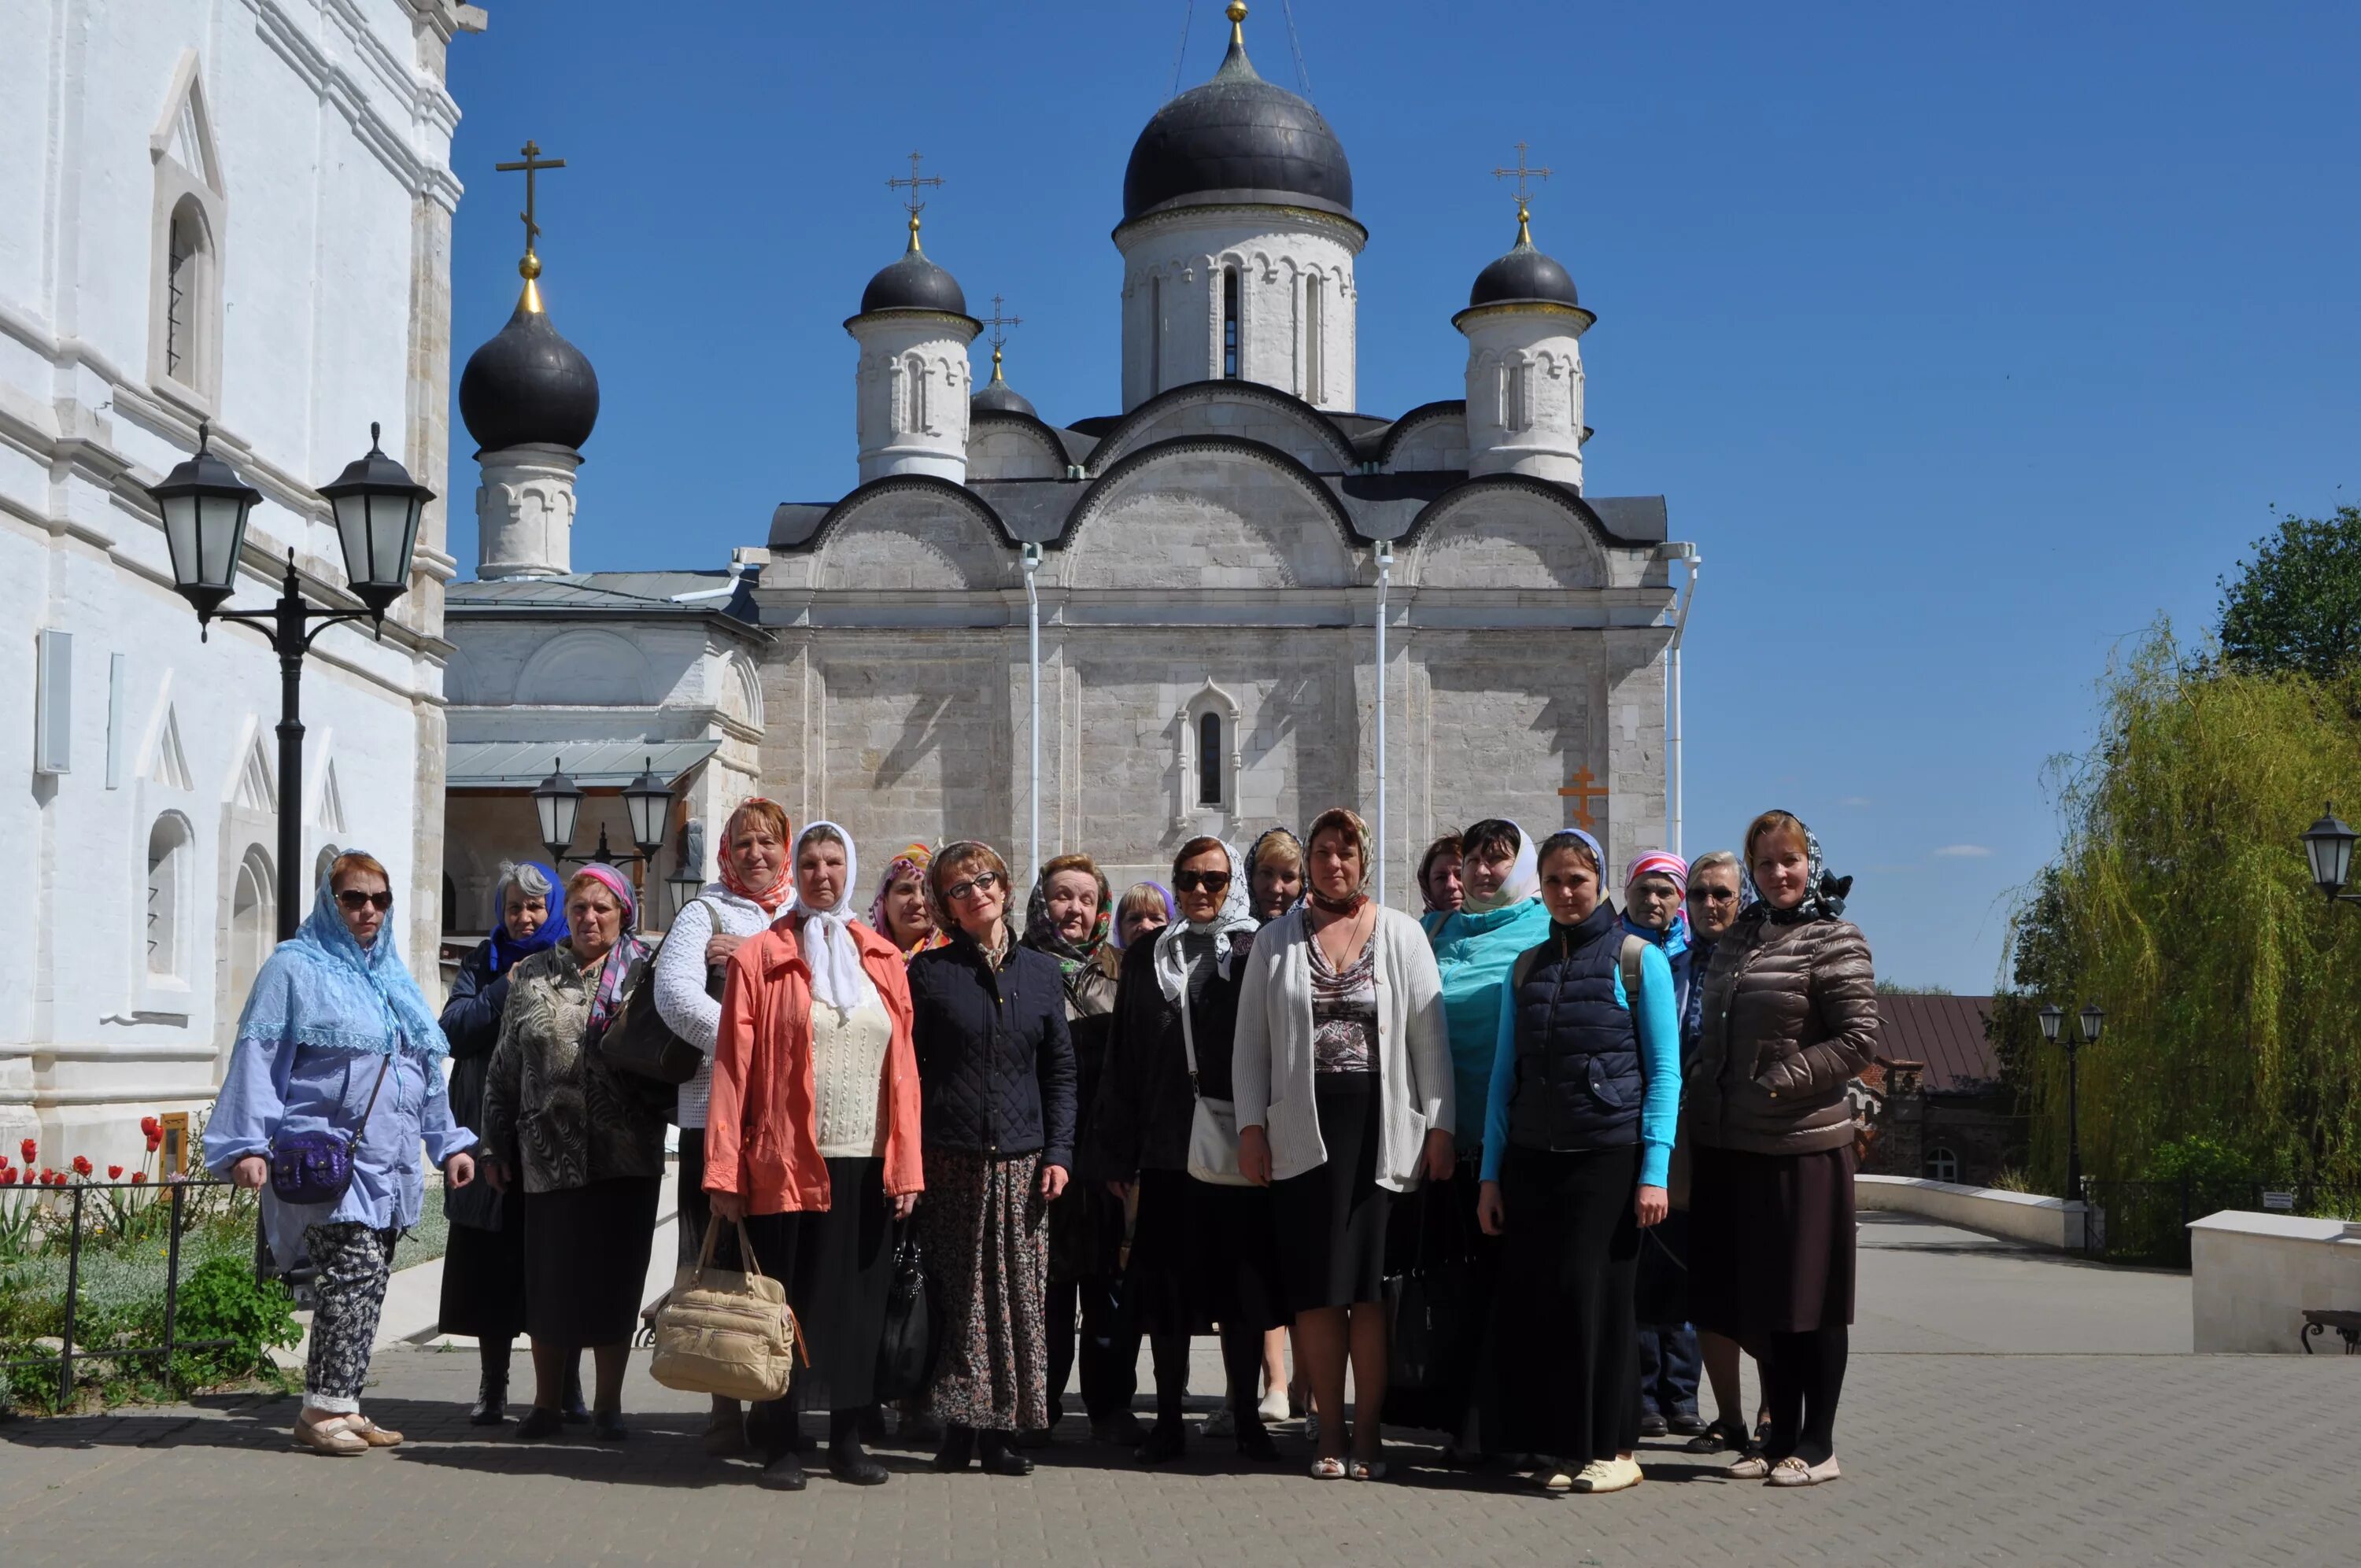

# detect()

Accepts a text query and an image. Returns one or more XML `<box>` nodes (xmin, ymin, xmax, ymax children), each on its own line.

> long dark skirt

<box><xmin>1687</xmin><ymin>1143</ymin><xmax>1857</xmax><ymax>1340</ymax></box>
<box><xmin>1381</xmin><ymin>1159</ymin><xmax>1500</xmax><ymax>1441</ymax></box>
<box><xmin>1125</xmin><ymin>1168</ymin><xmax>1291</xmax><ymax>1339</ymax></box>
<box><xmin>1271</xmin><ymin>1072</ymin><xmax>1393</xmax><ymax>1311</ymax></box>
<box><xmin>1492</xmin><ymin>1142</ymin><xmax>1642</xmax><ymax>1465</ymax></box>
<box><xmin>519</xmin><ymin>1176</ymin><xmax>661</xmax><ymax>1348</ymax></box>
<box><xmin>436</xmin><ymin>1197</ymin><xmax>527</xmax><ymax>1341</ymax></box>
<box><xmin>677</xmin><ymin>1127</ymin><xmax>717</xmax><ymax>1266</ymax></box>
<box><xmin>740</xmin><ymin>1157</ymin><xmax>896</xmax><ymax>1414</ymax></box>
<box><xmin>918</xmin><ymin>1147</ymin><xmax>1051</xmax><ymax>1432</ymax></box>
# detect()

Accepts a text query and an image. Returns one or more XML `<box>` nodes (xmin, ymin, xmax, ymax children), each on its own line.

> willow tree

<box><xmin>2008</xmin><ymin>626</ymin><xmax>2361</xmax><ymax>1192</ymax></box>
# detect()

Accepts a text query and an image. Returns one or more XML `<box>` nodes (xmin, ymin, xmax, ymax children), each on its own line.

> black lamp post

<box><xmin>534</xmin><ymin>753</ymin><xmax>676</xmax><ymax>925</ymax></box>
<box><xmin>2038</xmin><ymin>1001</ymin><xmax>2104</xmax><ymax>1201</ymax></box>
<box><xmin>2300</xmin><ymin>806</ymin><xmax>2360</xmax><ymax>906</ymax></box>
<box><xmin>148</xmin><ymin>421</ymin><xmax>431</xmax><ymax>940</ymax></box>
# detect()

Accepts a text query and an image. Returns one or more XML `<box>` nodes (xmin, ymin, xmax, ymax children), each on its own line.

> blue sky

<box><xmin>445</xmin><ymin>2</ymin><xmax>2361</xmax><ymax>991</ymax></box>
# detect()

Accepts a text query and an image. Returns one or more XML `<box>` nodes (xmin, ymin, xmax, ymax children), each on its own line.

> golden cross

<box><xmin>493</xmin><ymin>140</ymin><xmax>566</xmax><ymax>261</ymax></box>
<box><xmin>887</xmin><ymin>149</ymin><xmax>945</xmax><ymax>241</ymax></box>
<box><xmin>1492</xmin><ymin>139</ymin><xmax>1553</xmax><ymax>234</ymax></box>
<box><xmin>1558</xmin><ymin>765</ymin><xmax>1608</xmax><ymax>831</ymax></box>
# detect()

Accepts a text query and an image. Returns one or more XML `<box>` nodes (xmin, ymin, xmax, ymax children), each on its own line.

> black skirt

<box><xmin>1270</xmin><ymin>1072</ymin><xmax>1394</xmax><ymax>1311</ymax></box>
<box><xmin>1687</xmin><ymin>1142</ymin><xmax>1857</xmax><ymax>1339</ymax></box>
<box><xmin>519</xmin><ymin>1176</ymin><xmax>662</xmax><ymax>1348</ymax></box>
<box><xmin>1491</xmin><ymin>1142</ymin><xmax>1642</xmax><ymax>1464</ymax></box>
<box><xmin>1125</xmin><ymin>1168</ymin><xmax>1291</xmax><ymax>1338</ymax></box>
<box><xmin>436</xmin><ymin>1194</ymin><xmax>527</xmax><ymax>1341</ymax></box>
<box><xmin>742</xmin><ymin>1157</ymin><xmax>896</xmax><ymax>1412</ymax></box>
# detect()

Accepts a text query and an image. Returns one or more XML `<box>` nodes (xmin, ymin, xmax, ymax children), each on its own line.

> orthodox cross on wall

<box><xmin>1559</xmin><ymin>765</ymin><xmax>1608</xmax><ymax>831</ymax></box>
<box><xmin>493</xmin><ymin>139</ymin><xmax>566</xmax><ymax>262</ymax></box>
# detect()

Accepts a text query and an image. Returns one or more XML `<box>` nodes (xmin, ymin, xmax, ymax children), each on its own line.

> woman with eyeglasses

<box><xmin>479</xmin><ymin>865</ymin><xmax>667</xmax><ymax>1441</ymax></box>
<box><xmin>904</xmin><ymin>841</ymin><xmax>1078</xmax><ymax>1474</ymax></box>
<box><xmin>1092</xmin><ymin>837</ymin><xmax>1291</xmax><ymax>1467</ymax></box>
<box><xmin>209</xmin><ymin>851</ymin><xmax>476</xmax><ymax>1456</ymax></box>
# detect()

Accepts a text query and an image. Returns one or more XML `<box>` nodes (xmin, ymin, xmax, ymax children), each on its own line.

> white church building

<box><xmin>440</xmin><ymin>3</ymin><xmax>1694</xmax><ymax>928</ymax></box>
<box><xmin>0</xmin><ymin>0</ymin><xmax>482</xmax><ymax>1169</ymax></box>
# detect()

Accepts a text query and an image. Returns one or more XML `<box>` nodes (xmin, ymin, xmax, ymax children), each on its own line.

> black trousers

<box><xmin>1047</xmin><ymin>1272</ymin><xmax>1140</xmax><ymax>1423</ymax></box>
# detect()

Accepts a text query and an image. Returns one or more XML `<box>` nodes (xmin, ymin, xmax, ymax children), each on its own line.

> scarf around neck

<box><xmin>1155</xmin><ymin>840</ymin><xmax>1258</xmax><ymax>1005</ymax></box>
<box><xmin>235</xmin><ymin>851</ymin><xmax>448</xmax><ymax>1060</ymax></box>
<box><xmin>1465</xmin><ymin>819</ymin><xmax>1542</xmax><ymax>912</ymax></box>
<box><xmin>566</xmin><ymin>864</ymin><xmax>646</xmax><ymax>1041</ymax></box>
<box><xmin>1742</xmin><ymin>811</ymin><xmax>1853</xmax><ymax>925</ymax></box>
<box><xmin>791</xmin><ymin>821</ymin><xmax>866</xmax><ymax>1010</ymax></box>
<box><xmin>1022</xmin><ymin>861</ymin><xmax>1114</xmax><ymax>979</ymax></box>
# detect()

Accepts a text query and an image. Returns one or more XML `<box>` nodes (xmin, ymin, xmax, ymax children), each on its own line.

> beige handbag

<box><xmin>648</xmin><ymin>1216</ymin><xmax>804</xmax><ymax>1403</ymax></box>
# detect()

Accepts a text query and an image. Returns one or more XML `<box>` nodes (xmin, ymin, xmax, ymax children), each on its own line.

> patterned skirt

<box><xmin>918</xmin><ymin>1147</ymin><xmax>1051</xmax><ymax>1433</ymax></box>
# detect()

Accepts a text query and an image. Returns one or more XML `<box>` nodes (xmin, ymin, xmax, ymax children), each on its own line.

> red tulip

<box><xmin>146</xmin><ymin>1131</ymin><xmax>164</xmax><ymax>1152</ymax></box>
<box><xmin>72</xmin><ymin>1155</ymin><xmax>93</xmax><ymax>1177</ymax></box>
<box><xmin>19</xmin><ymin>1138</ymin><xmax>35</xmax><ymax>1164</ymax></box>
<box><xmin>139</xmin><ymin>1116</ymin><xmax>160</xmax><ymax>1138</ymax></box>
<box><xmin>107</xmin><ymin>1164</ymin><xmax>124</xmax><ymax>1179</ymax></box>
<box><xmin>130</xmin><ymin>1171</ymin><xmax>148</xmax><ymax>1185</ymax></box>
<box><xmin>0</xmin><ymin>1168</ymin><xmax>17</xmax><ymax>1186</ymax></box>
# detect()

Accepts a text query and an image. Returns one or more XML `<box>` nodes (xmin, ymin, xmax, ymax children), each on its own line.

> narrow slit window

<box><xmin>1502</xmin><ymin>360</ymin><xmax>1528</xmax><ymax>432</ymax></box>
<box><xmin>1149</xmin><ymin>274</ymin><xmax>1163</xmax><ymax>393</ymax></box>
<box><xmin>1222</xmin><ymin>267</ymin><xmax>1240</xmax><ymax>379</ymax></box>
<box><xmin>165</xmin><ymin>210</ymin><xmax>198</xmax><ymax>379</ymax></box>
<box><xmin>1197</xmin><ymin>710</ymin><xmax>1224</xmax><ymax>806</ymax></box>
<box><xmin>1304</xmin><ymin>274</ymin><xmax>1324</xmax><ymax>404</ymax></box>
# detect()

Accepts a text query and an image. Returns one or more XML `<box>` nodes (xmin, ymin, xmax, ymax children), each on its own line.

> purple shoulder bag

<box><xmin>268</xmin><ymin>1055</ymin><xmax>392</xmax><ymax>1206</ymax></box>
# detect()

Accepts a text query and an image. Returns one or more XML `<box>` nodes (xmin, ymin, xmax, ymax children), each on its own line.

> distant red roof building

<box><xmin>1875</xmin><ymin>994</ymin><xmax>2001</xmax><ymax>1093</ymax></box>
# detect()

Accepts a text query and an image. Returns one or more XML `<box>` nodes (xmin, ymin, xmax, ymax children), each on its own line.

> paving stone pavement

<box><xmin>5</xmin><ymin>1214</ymin><xmax>2356</xmax><ymax>1567</ymax></box>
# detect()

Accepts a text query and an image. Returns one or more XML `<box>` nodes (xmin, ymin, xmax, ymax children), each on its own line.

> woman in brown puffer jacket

<box><xmin>1687</xmin><ymin>810</ymin><xmax>1878</xmax><ymax>1490</ymax></box>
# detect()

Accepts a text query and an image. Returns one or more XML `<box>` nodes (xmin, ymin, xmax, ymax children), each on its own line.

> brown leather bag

<box><xmin>648</xmin><ymin>1217</ymin><xmax>804</xmax><ymax>1403</ymax></box>
<box><xmin>597</xmin><ymin>898</ymin><xmax>720</xmax><ymax>1087</ymax></box>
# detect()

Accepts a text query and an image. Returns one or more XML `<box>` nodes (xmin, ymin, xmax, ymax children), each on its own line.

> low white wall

<box><xmin>2189</xmin><ymin>1210</ymin><xmax>2361</xmax><ymax>1353</ymax></box>
<box><xmin>1857</xmin><ymin>1174</ymin><xmax>2089</xmax><ymax>1251</ymax></box>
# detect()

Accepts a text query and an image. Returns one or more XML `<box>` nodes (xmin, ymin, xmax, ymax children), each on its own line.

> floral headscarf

<box><xmin>1741</xmin><ymin>811</ymin><xmax>1852</xmax><ymax>924</ymax></box>
<box><xmin>717</xmin><ymin>798</ymin><xmax>794</xmax><ymax>913</ymax></box>
<box><xmin>567</xmin><ymin>864</ymin><xmax>648</xmax><ymax>1040</ymax></box>
<box><xmin>867</xmin><ymin>842</ymin><xmax>947</xmax><ymax>957</ymax></box>
<box><xmin>1154</xmin><ymin>840</ymin><xmax>1257</xmax><ymax>1005</ymax></box>
<box><xmin>234</xmin><ymin>850</ymin><xmax>447</xmax><ymax>1059</ymax></box>
<box><xmin>1022</xmin><ymin>858</ymin><xmax>1114</xmax><ymax>979</ymax></box>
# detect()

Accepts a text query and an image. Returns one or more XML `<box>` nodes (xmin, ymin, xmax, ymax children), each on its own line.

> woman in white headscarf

<box><xmin>707</xmin><ymin>820</ymin><xmax>924</xmax><ymax>1491</ymax></box>
<box><xmin>1091</xmin><ymin>836</ymin><xmax>1291</xmax><ymax>1467</ymax></box>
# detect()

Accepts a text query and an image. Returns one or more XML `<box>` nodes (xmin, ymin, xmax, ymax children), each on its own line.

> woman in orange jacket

<box><xmin>708</xmin><ymin>820</ymin><xmax>924</xmax><ymax>1492</ymax></box>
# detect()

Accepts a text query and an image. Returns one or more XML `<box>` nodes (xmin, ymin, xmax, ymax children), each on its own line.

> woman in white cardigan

<box><xmin>1235</xmin><ymin>807</ymin><xmax>1453</xmax><ymax>1481</ymax></box>
<box><xmin>654</xmin><ymin>795</ymin><xmax>793</xmax><ymax>1455</ymax></box>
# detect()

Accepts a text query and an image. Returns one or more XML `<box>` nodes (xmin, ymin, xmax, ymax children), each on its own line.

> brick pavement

<box><xmin>5</xmin><ymin>1216</ymin><xmax>2357</xmax><ymax>1567</ymax></box>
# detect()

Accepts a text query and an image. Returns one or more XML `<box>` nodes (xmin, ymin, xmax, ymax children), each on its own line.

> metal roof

<box><xmin>1875</xmin><ymin>994</ymin><xmax>2003</xmax><ymax>1094</ymax></box>
<box><xmin>448</xmin><ymin>570</ymin><xmax>761</xmax><ymax>625</ymax></box>
<box><xmin>447</xmin><ymin>738</ymin><xmax>719</xmax><ymax>790</ymax></box>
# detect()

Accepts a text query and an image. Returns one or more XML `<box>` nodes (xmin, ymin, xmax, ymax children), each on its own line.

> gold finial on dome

<box><xmin>495</xmin><ymin>139</ymin><xmax>567</xmax><ymax>315</ymax></box>
<box><xmin>1227</xmin><ymin>1</ymin><xmax>1248</xmax><ymax>43</ymax></box>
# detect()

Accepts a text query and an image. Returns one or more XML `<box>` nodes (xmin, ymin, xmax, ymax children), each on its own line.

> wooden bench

<box><xmin>2300</xmin><ymin>1309</ymin><xmax>2361</xmax><ymax>1353</ymax></box>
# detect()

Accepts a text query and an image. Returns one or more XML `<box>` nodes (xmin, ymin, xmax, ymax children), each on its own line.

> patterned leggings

<box><xmin>304</xmin><ymin>1223</ymin><xmax>397</xmax><ymax>1415</ymax></box>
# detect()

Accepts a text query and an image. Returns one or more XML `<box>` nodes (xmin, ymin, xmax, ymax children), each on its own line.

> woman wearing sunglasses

<box><xmin>1091</xmin><ymin>837</ymin><xmax>1291</xmax><ymax>1467</ymax></box>
<box><xmin>904</xmin><ymin>841</ymin><xmax>1077</xmax><ymax>1474</ymax></box>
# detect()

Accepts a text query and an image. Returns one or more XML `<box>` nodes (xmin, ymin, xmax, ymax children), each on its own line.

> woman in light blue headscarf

<box><xmin>209</xmin><ymin>849</ymin><xmax>476</xmax><ymax>1458</ymax></box>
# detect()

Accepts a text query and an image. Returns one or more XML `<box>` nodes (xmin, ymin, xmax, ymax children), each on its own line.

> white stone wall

<box><xmin>1459</xmin><ymin>307</ymin><xmax>1589</xmax><ymax>485</ymax></box>
<box><xmin>1117</xmin><ymin>208</ymin><xmax>1362</xmax><ymax>412</ymax></box>
<box><xmin>0</xmin><ymin>1</ymin><xmax>473</xmax><ymax>1170</ymax></box>
<box><xmin>848</xmin><ymin>312</ymin><xmax>977</xmax><ymax>483</ymax></box>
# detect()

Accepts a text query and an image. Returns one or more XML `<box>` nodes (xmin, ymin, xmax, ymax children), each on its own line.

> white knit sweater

<box><xmin>811</xmin><ymin>973</ymin><xmax>891</xmax><ymax>1159</ymax></box>
<box><xmin>653</xmin><ymin>884</ymin><xmax>774</xmax><ymax>1131</ymax></box>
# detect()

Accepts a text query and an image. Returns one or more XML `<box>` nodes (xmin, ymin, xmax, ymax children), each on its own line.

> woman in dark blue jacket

<box><xmin>1476</xmin><ymin>829</ymin><xmax>1679</xmax><ymax>1496</ymax></box>
<box><xmin>437</xmin><ymin>861</ymin><xmax>566</xmax><ymax>1426</ymax></box>
<box><xmin>907</xmin><ymin>839</ymin><xmax>1077</xmax><ymax>1476</ymax></box>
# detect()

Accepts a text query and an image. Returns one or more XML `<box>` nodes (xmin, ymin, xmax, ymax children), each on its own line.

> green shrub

<box><xmin>167</xmin><ymin>1255</ymin><xmax>298</xmax><ymax>1389</ymax></box>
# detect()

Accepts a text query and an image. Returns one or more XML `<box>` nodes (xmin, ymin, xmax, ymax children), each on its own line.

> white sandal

<box><xmin>1309</xmin><ymin>1455</ymin><xmax>1348</xmax><ymax>1480</ymax></box>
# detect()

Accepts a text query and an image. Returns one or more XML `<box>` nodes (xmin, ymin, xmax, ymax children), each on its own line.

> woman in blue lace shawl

<box><xmin>208</xmin><ymin>849</ymin><xmax>477</xmax><ymax>1458</ymax></box>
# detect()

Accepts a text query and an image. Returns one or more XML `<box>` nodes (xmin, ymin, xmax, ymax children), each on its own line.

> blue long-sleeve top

<box><xmin>1480</xmin><ymin>935</ymin><xmax>1680</xmax><ymax>1187</ymax></box>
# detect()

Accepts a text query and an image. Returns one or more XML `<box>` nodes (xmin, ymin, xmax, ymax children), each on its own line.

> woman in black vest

<box><xmin>1476</xmin><ymin>829</ymin><xmax>1680</xmax><ymax>1496</ymax></box>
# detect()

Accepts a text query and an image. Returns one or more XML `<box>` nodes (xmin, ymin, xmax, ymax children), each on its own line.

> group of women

<box><xmin>209</xmin><ymin>799</ymin><xmax>1879</xmax><ymax>1498</ymax></box>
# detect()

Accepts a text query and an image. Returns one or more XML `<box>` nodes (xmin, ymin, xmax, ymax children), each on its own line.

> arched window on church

<box><xmin>1221</xmin><ymin>266</ymin><xmax>1241</xmax><ymax>379</ymax></box>
<box><xmin>165</xmin><ymin>204</ymin><xmax>201</xmax><ymax>380</ymax></box>
<box><xmin>1148</xmin><ymin>274</ymin><xmax>1164</xmax><ymax>393</ymax></box>
<box><xmin>1500</xmin><ymin>360</ymin><xmax>1528</xmax><ymax>434</ymax></box>
<box><xmin>146</xmin><ymin>814</ymin><xmax>190</xmax><ymax>982</ymax></box>
<box><xmin>1303</xmin><ymin>272</ymin><xmax>1324</xmax><ymax>404</ymax></box>
<box><xmin>903</xmin><ymin>355</ymin><xmax>931</xmax><ymax>435</ymax></box>
<box><xmin>227</xmin><ymin>845</ymin><xmax>274</xmax><ymax>1005</ymax></box>
<box><xmin>1198</xmin><ymin>710</ymin><xmax>1225</xmax><ymax>807</ymax></box>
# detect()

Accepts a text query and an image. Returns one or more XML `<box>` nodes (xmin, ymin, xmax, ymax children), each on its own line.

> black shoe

<box><xmin>560</xmin><ymin>1365</ymin><xmax>590</xmax><ymax>1424</ymax></box>
<box><xmin>590</xmin><ymin>1409</ymin><xmax>629</xmax><ymax>1441</ymax></box>
<box><xmin>757</xmin><ymin>1448</ymin><xmax>807</xmax><ymax>1492</ymax></box>
<box><xmin>856</xmin><ymin>1405</ymin><xmax>889</xmax><ymax>1444</ymax></box>
<box><xmin>471</xmin><ymin>1374</ymin><xmax>508</xmax><ymax>1426</ymax></box>
<box><xmin>829</xmin><ymin>1442</ymin><xmax>891</xmax><ymax>1486</ymax></box>
<box><xmin>977</xmin><ymin>1432</ymin><xmax>1034</xmax><ymax>1477</ymax></box>
<box><xmin>1668</xmin><ymin>1412</ymin><xmax>1709</xmax><ymax>1437</ymax></box>
<box><xmin>1639</xmin><ymin>1411</ymin><xmax>1669</xmax><ymax>1438</ymax></box>
<box><xmin>1134</xmin><ymin>1419</ymin><xmax>1186</xmax><ymax>1465</ymax></box>
<box><xmin>1235</xmin><ymin>1415</ymin><xmax>1280</xmax><ymax>1463</ymax></box>
<box><xmin>933</xmin><ymin>1424</ymin><xmax>975</xmax><ymax>1472</ymax></box>
<box><xmin>1685</xmin><ymin>1418</ymin><xmax>1748</xmax><ymax>1454</ymax></box>
<box><xmin>513</xmin><ymin>1406</ymin><xmax>563</xmax><ymax>1441</ymax></box>
<box><xmin>1091</xmin><ymin>1411</ymin><xmax>1147</xmax><ymax>1446</ymax></box>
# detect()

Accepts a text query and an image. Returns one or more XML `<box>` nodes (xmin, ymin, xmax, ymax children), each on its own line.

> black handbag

<box><xmin>1384</xmin><ymin>1186</ymin><xmax>1472</xmax><ymax>1396</ymax></box>
<box><xmin>597</xmin><ymin>898</ymin><xmax>723</xmax><ymax>1087</ymax></box>
<box><xmin>873</xmin><ymin>1227</ymin><xmax>938</xmax><ymax>1403</ymax></box>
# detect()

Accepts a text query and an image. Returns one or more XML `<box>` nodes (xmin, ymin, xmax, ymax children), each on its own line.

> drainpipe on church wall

<box><xmin>1375</xmin><ymin>539</ymin><xmax>1391</xmax><ymax>905</ymax></box>
<box><xmin>1662</xmin><ymin>544</ymin><xmax>1701</xmax><ymax>858</ymax></box>
<box><xmin>1022</xmin><ymin>542</ymin><xmax>1042</xmax><ymax>889</ymax></box>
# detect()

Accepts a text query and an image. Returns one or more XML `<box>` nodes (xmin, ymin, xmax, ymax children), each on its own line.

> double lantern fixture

<box><xmin>534</xmin><ymin>754</ymin><xmax>696</xmax><ymax>922</ymax></box>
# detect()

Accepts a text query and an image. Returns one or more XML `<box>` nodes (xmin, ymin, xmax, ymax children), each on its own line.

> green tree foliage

<box><xmin>2001</xmin><ymin>626</ymin><xmax>2361</xmax><ymax>1192</ymax></box>
<box><xmin>2218</xmin><ymin>504</ymin><xmax>2361</xmax><ymax>680</ymax></box>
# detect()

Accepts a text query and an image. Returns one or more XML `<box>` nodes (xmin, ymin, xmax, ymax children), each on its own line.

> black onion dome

<box><xmin>970</xmin><ymin>377</ymin><xmax>1036</xmax><ymax>418</ymax></box>
<box><xmin>860</xmin><ymin>241</ymin><xmax>970</xmax><ymax>316</ymax></box>
<box><xmin>458</xmin><ymin>294</ymin><xmax>600</xmax><ymax>453</ymax></box>
<box><xmin>1121</xmin><ymin>20</ymin><xmax>1352</xmax><ymax>223</ymax></box>
<box><xmin>1469</xmin><ymin>231</ymin><xmax>1582</xmax><ymax>310</ymax></box>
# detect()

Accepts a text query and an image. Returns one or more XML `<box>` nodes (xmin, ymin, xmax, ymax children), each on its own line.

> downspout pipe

<box><xmin>1375</xmin><ymin>539</ymin><xmax>1392</xmax><ymax>905</ymax></box>
<box><xmin>1022</xmin><ymin>542</ymin><xmax>1043</xmax><ymax>889</ymax></box>
<box><xmin>1660</xmin><ymin>542</ymin><xmax>1701</xmax><ymax>858</ymax></box>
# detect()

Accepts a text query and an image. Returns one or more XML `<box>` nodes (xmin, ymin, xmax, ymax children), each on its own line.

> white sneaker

<box><xmin>1199</xmin><ymin>1405</ymin><xmax>1236</xmax><ymax>1438</ymax></box>
<box><xmin>1575</xmin><ymin>1456</ymin><xmax>1644</xmax><ymax>1493</ymax></box>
